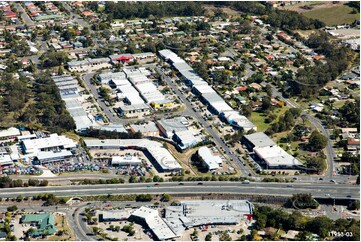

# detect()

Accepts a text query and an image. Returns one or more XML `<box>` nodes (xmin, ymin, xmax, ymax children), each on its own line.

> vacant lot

<box><xmin>303</xmin><ymin>4</ymin><xmax>359</xmax><ymax>26</ymax></box>
<box><xmin>282</xmin><ymin>2</ymin><xmax>359</xmax><ymax>26</ymax></box>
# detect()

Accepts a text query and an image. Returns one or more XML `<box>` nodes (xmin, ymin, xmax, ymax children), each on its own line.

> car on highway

<box><xmin>242</xmin><ymin>180</ymin><xmax>250</xmax><ymax>184</ymax></box>
<box><xmin>178</xmin><ymin>183</ymin><xmax>184</xmax><ymax>185</ymax></box>
<box><xmin>330</xmin><ymin>179</ymin><xmax>336</xmax><ymax>183</ymax></box>
<box><xmin>287</xmin><ymin>184</ymin><xmax>294</xmax><ymax>187</ymax></box>
<box><xmin>197</xmin><ymin>182</ymin><xmax>203</xmax><ymax>185</ymax></box>
<box><xmin>154</xmin><ymin>183</ymin><xmax>159</xmax><ymax>186</ymax></box>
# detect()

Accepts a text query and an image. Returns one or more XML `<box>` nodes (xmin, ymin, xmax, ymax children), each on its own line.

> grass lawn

<box><xmin>303</xmin><ymin>5</ymin><xmax>360</xmax><ymax>26</ymax></box>
<box><xmin>250</xmin><ymin>106</ymin><xmax>290</xmax><ymax>133</ymax></box>
<box><xmin>333</xmin><ymin>100</ymin><xmax>348</xmax><ymax>108</ymax></box>
<box><xmin>249</xmin><ymin>111</ymin><xmax>268</xmax><ymax>132</ymax></box>
<box><xmin>64</xmin><ymin>131</ymin><xmax>80</xmax><ymax>141</ymax></box>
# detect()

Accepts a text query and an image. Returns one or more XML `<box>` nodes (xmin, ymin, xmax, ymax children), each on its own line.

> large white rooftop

<box><xmin>84</xmin><ymin>139</ymin><xmax>181</xmax><ymax>171</ymax></box>
<box><xmin>243</xmin><ymin>132</ymin><xmax>276</xmax><ymax>149</ymax></box>
<box><xmin>131</xmin><ymin>206</ymin><xmax>178</xmax><ymax>240</ymax></box>
<box><xmin>254</xmin><ymin>146</ymin><xmax>302</xmax><ymax>168</ymax></box>
<box><xmin>0</xmin><ymin>127</ymin><xmax>20</xmax><ymax>139</ymax></box>
<box><xmin>198</xmin><ymin>146</ymin><xmax>221</xmax><ymax>170</ymax></box>
<box><xmin>22</xmin><ymin>134</ymin><xmax>77</xmax><ymax>155</ymax></box>
<box><xmin>165</xmin><ymin>200</ymin><xmax>253</xmax><ymax>228</ymax></box>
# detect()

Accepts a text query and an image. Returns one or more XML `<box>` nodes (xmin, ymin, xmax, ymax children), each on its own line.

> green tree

<box><xmin>219</xmin><ymin>231</ymin><xmax>232</xmax><ymax>241</ymax></box>
<box><xmin>7</xmin><ymin>205</ymin><xmax>18</xmax><ymax>212</ymax></box>
<box><xmin>306</xmin><ymin>216</ymin><xmax>334</xmax><ymax>238</ymax></box>
<box><xmin>308</xmin><ymin>131</ymin><xmax>328</xmax><ymax>151</ymax></box>
<box><xmin>161</xmin><ymin>193</ymin><xmax>171</xmax><ymax>202</ymax></box>
<box><xmin>205</xmin><ymin>232</ymin><xmax>212</xmax><ymax>241</ymax></box>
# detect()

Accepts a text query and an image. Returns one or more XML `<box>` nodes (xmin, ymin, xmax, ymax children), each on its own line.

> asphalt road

<box><xmin>1</xmin><ymin>182</ymin><xmax>358</xmax><ymax>199</ymax></box>
<box><xmin>13</xmin><ymin>3</ymin><xmax>35</xmax><ymax>26</ymax></box>
<box><xmin>61</xmin><ymin>2</ymin><xmax>90</xmax><ymax>30</ymax></box>
<box><xmin>155</xmin><ymin>67</ymin><xmax>253</xmax><ymax>176</ymax></box>
<box><xmin>270</xmin><ymin>86</ymin><xmax>336</xmax><ymax>178</ymax></box>
<box><xmin>82</xmin><ymin>72</ymin><xmax>122</xmax><ymax>124</ymax></box>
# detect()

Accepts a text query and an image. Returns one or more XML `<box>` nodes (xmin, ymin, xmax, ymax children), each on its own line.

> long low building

<box><xmin>242</xmin><ymin>132</ymin><xmax>276</xmax><ymax>150</ymax></box>
<box><xmin>159</xmin><ymin>49</ymin><xmax>255</xmax><ymax>131</ymax></box>
<box><xmin>110</xmin><ymin>155</ymin><xmax>142</xmax><ymax>166</ymax></box>
<box><xmin>84</xmin><ymin>139</ymin><xmax>182</xmax><ymax>172</ymax></box>
<box><xmin>36</xmin><ymin>150</ymin><xmax>73</xmax><ymax>164</ymax></box>
<box><xmin>0</xmin><ymin>127</ymin><xmax>20</xmax><ymax>142</ymax></box>
<box><xmin>67</xmin><ymin>58</ymin><xmax>111</xmax><ymax>72</ymax></box>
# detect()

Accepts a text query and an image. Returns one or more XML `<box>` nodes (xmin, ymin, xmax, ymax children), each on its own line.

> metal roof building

<box><xmin>98</xmin><ymin>72</ymin><xmax>127</xmax><ymax>84</ymax></box>
<box><xmin>20</xmin><ymin>213</ymin><xmax>56</xmax><ymax>237</ymax></box>
<box><xmin>0</xmin><ymin>127</ymin><xmax>20</xmax><ymax>140</ymax></box>
<box><xmin>243</xmin><ymin>132</ymin><xmax>276</xmax><ymax>150</ymax></box>
<box><xmin>173</xmin><ymin>130</ymin><xmax>198</xmax><ymax>150</ymax></box>
<box><xmin>92</xmin><ymin>124</ymin><xmax>127</xmax><ymax>133</ymax></box>
<box><xmin>63</xmin><ymin>97</ymin><xmax>93</xmax><ymax>132</ymax></box>
<box><xmin>254</xmin><ymin>146</ymin><xmax>303</xmax><ymax>168</ymax></box>
<box><xmin>84</xmin><ymin>139</ymin><xmax>182</xmax><ymax>172</ymax></box>
<box><xmin>117</xmin><ymin>85</ymin><xmax>145</xmax><ymax>105</ymax></box>
<box><xmin>164</xmin><ymin>200</ymin><xmax>253</xmax><ymax>231</ymax></box>
<box><xmin>130</xmin><ymin>206</ymin><xmax>178</xmax><ymax>241</ymax></box>
<box><xmin>100</xmin><ymin>210</ymin><xmax>131</xmax><ymax>222</ymax></box>
<box><xmin>198</xmin><ymin>146</ymin><xmax>222</xmax><ymax>170</ymax></box>
<box><xmin>22</xmin><ymin>133</ymin><xmax>77</xmax><ymax>156</ymax></box>
<box><xmin>111</xmin><ymin>155</ymin><xmax>142</xmax><ymax>166</ymax></box>
<box><xmin>156</xmin><ymin>117</ymin><xmax>189</xmax><ymax>138</ymax></box>
<box><xmin>130</xmin><ymin>122</ymin><xmax>159</xmax><ymax>135</ymax></box>
<box><xmin>36</xmin><ymin>150</ymin><xmax>73</xmax><ymax>164</ymax></box>
<box><xmin>222</xmin><ymin>111</ymin><xmax>256</xmax><ymax>132</ymax></box>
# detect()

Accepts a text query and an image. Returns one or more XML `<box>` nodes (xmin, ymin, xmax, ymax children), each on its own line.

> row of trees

<box><xmin>0</xmin><ymin>177</ymin><xmax>48</xmax><ymax>188</ymax></box>
<box><xmin>98</xmin><ymin>1</ymin><xmax>205</xmax><ymax>20</ymax></box>
<box><xmin>212</xmin><ymin>1</ymin><xmax>325</xmax><ymax>30</ymax></box>
<box><xmin>84</xmin><ymin>128</ymin><xmax>142</xmax><ymax>139</ymax></box>
<box><xmin>22</xmin><ymin>73</ymin><xmax>75</xmax><ymax>133</ymax></box>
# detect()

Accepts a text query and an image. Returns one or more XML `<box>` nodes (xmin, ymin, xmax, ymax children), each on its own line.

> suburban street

<box><xmin>13</xmin><ymin>2</ymin><xmax>35</xmax><ymax>26</ymax></box>
<box><xmin>1</xmin><ymin>181</ymin><xmax>358</xmax><ymax>199</ymax></box>
<box><xmin>62</xmin><ymin>2</ymin><xmax>91</xmax><ymax>30</ymax></box>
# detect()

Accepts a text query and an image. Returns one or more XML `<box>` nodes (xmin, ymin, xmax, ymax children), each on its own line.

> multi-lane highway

<box><xmin>0</xmin><ymin>182</ymin><xmax>358</xmax><ymax>199</ymax></box>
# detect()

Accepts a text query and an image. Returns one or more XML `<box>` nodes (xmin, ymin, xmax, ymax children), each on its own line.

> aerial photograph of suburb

<box><xmin>0</xmin><ymin>0</ymin><xmax>359</xmax><ymax>241</ymax></box>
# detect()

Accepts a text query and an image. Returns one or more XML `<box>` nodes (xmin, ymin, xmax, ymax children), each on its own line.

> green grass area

<box><xmin>333</xmin><ymin>100</ymin><xmax>348</xmax><ymax>108</ymax></box>
<box><xmin>303</xmin><ymin>5</ymin><xmax>360</xmax><ymax>26</ymax></box>
<box><xmin>249</xmin><ymin>106</ymin><xmax>290</xmax><ymax>132</ymax></box>
<box><xmin>249</xmin><ymin>111</ymin><xmax>268</xmax><ymax>132</ymax></box>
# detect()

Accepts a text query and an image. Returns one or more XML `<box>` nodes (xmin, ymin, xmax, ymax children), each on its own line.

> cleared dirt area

<box><xmin>203</xmin><ymin>4</ymin><xmax>239</xmax><ymax>16</ymax></box>
<box><xmin>281</xmin><ymin>1</ymin><xmax>344</xmax><ymax>13</ymax></box>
